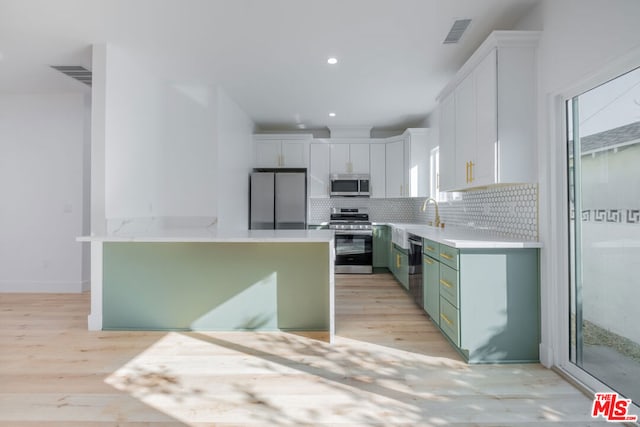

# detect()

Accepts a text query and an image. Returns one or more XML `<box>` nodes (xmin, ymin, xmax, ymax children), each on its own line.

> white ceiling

<box><xmin>0</xmin><ymin>0</ymin><xmax>540</xmax><ymax>133</ymax></box>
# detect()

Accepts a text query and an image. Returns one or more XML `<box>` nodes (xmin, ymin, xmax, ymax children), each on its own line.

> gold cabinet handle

<box><xmin>440</xmin><ymin>313</ymin><xmax>453</xmax><ymax>326</ymax></box>
<box><xmin>469</xmin><ymin>161</ymin><xmax>474</xmax><ymax>183</ymax></box>
<box><xmin>440</xmin><ymin>252</ymin><xmax>453</xmax><ymax>260</ymax></box>
<box><xmin>439</xmin><ymin>278</ymin><xmax>453</xmax><ymax>288</ymax></box>
<box><xmin>396</xmin><ymin>254</ymin><xmax>400</xmax><ymax>268</ymax></box>
<box><xmin>425</xmin><ymin>245</ymin><xmax>436</xmax><ymax>252</ymax></box>
<box><xmin>465</xmin><ymin>161</ymin><xmax>469</xmax><ymax>183</ymax></box>
<box><xmin>424</xmin><ymin>257</ymin><xmax>435</xmax><ymax>265</ymax></box>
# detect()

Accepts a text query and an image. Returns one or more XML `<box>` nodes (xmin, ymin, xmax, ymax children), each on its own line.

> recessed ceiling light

<box><xmin>329</xmin><ymin>112</ymin><xmax>336</xmax><ymax>117</ymax></box>
<box><xmin>296</xmin><ymin>123</ymin><xmax>306</xmax><ymax>129</ymax></box>
<box><xmin>327</xmin><ymin>57</ymin><xmax>338</xmax><ymax>65</ymax></box>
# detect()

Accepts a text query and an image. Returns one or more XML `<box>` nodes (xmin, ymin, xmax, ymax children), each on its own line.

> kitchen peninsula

<box><xmin>78</xmin><ymin>229</ymin><xmax>335</xmax><ymax>339</ymax></box>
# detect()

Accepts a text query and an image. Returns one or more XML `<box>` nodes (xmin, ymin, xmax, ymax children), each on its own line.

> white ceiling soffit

<box><xmin>0</xmin><ymin>0</ymin><xmax>541</xmax><ymax>132</ymax></box>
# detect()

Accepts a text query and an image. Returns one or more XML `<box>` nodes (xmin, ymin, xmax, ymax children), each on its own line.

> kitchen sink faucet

<box><xmin>421</xmin><ymin>198</ymin><xmax>441</xmax><ymax>228</ymax></box>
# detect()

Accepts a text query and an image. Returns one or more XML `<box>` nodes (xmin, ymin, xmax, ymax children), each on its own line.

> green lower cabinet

<box><xmin>390</xmin><ymin>244</ymin><xmax>409</xmax><ymax>290</ymax></box>
<box><xmin>439</xmin><ymin>296</ymin><xmax>460</xmax><ymax>346</ymax></box>
<box><xmin>422</xmin><ymin>254</ymin><xmax>440</xmax><ymax>324</ymax></box>
<box><xmin>434</xmin><ymin>244</ymin><xmax>540</xmax><ymax>364</ymax></box>
<box><xmin>372</xmin><ymin>225</ymin><xmax>390</xmax><ymax>268</ymax></box>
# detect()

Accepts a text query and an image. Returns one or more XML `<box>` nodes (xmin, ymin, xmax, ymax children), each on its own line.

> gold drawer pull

<box><xmin>440</xmin><ymin>313</ymin><xmax>453</xmax><ymax>326</ymax></box>
<box><xmin>440</xmin><ymin>253</ymin><xmax>454</xmax><ymax>260</ymax></box>
<box><xmin>424</xmin><ymin>257</ymin><xmax>435</xmax><ymax>265</ymax></box>
<box><xmin>425</xmin><ymin>246</ymin><xmax>436</xmax><ymax>252</ymax></box>
<box><xmin>439</xmin><ymin>279</ymin><xmax>453</xmax><ymax>288</ymax></box>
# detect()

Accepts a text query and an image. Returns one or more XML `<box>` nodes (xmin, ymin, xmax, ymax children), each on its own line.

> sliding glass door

<box><xmin>567</xmin><ymin>66</ymin><xmax>640</xmax><ymax>405</ymax></box>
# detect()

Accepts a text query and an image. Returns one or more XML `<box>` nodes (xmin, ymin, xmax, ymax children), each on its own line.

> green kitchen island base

<box><xmin>78</xmin><ymin>230</ymin><xmax>335</xmax><ymax>340</ymax></box>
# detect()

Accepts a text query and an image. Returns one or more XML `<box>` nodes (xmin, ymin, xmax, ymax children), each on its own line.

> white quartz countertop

<box><xmin>375</xmin><ymin>222</ymin><xmax>542</xmax><ymax>249</ymax></box>
<box><xmin>77</xmin><ymin>229</ymin><xmax>335</xmax><ymax>243</ymax></box>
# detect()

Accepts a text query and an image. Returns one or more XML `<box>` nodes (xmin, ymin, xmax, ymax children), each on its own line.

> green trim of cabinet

<box><xmin>102</xmin><ymin>242</ymin><xmax>331</xmax><ymax>332</ymax></box>
<box><xmin>372</xmin><ymin>225</ymin><xmax>390</xmax><ymax>268</ymax></box>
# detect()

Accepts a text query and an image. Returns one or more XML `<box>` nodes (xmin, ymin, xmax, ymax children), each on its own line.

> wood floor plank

<box><xmin>0</xmin><ymin>273</ymin><xmax>610</xmax><ymax>426</ymax></box>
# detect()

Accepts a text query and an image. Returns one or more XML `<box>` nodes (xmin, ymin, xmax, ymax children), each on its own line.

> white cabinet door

<box><xmin>255</xmin><ymin>140</ymin><xmax>282</xmax><ymax>168</ymax></box>
<box><xmin>309</xmin><ymin>143</ymin><xmax>330</xmax><ymax>198</ymax></box>
<box><xmin>454</xmin><ymin>73</ymin><xmax>476</xmax><ymax>189</ymax></box>
<box><xmin>439</xmin><ymin>93</ymin><xmax>456</xmax><ymax>192</ymax></box>
<box><xmin>385</xmin><ymin>140</ymin><xmax>404</xmax><ymax>198</ymax></box>
<box><xmin>349</xmin><ymin>144</ymin><xmax>370</xmax><ymax>174</ymax></box>
<box><xmin>254</xmin><ymin>136</ymin><xmax>310</xmax><ymax>168</ymax></box>
<box><xmin>405</xmin><ymin>130</ymin><xmax>429</xmax><ymax>198</ymax></box>
<box><xmin>282</xmin><ymin>140</ymin><xmax>309</xmax><ymax>167</ymax></box>
<box><xmin>436</xmin><ymin>32</ymin><xmax>538</xmax><ymax>191</ymax></box>
<box><xmin>474</xmin><ymin>49</ymin><xmax>498</xmax><ymax>187</ymax></box>
<box><xmin>329</xmin><ymin>144</ymin><xmax>350</xmax><ymax>174</ymax></box>
<box><xmin>329</xmin><ymin>143</ymin><xmax>370</xmax><ymax>174</ymax></box>
<box><xmin>370</xmin><ymin>143</ymin><xmax>386</xmax><ymax>198</ymax></box>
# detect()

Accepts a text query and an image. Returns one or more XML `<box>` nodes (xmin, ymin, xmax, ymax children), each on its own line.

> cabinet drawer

<box><xmin>439</xmin><ymin>263</ymin><xmax>459</xmax><ymax>307</ymax></box>
<box><xmin>439</xmin><ymin>296</ymin><xmax>460</xmax><ymax>347</ymax></box>
<box><xmin>439</xmin><ymin>244</ymin><xmax>459</xmax><ymax>270</ymax></box>
<box><xmin>423</xmin><ymin>239</ymin><xmax>440</xmax><ymax>259</ymax></box>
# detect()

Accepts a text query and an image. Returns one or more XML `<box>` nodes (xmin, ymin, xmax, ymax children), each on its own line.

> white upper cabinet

<box><xmin>309</xmin><ymin>143</ymin><xmax>331</xmax><ymax>198</ymax></box>
<box><xmin>454</xmin><ymin>72</ymin><xmax>477</xmax><ymax>189</ymax></box>
<box><xmin>369</xmin><ymin>143</ymin><xmax>386</xmax><ymax>198</ymax></box>
<box><xmin>385</xmin><ymin>139</ymin><xmax>404</xmax><ymax>198</ymax></box>
<box><xmin>438</xmin><ymin>93</ymin><xmax>456</xmax><ymax>192</ymax></box>
<box><xmin>254</xmin><ymin>134</ymin><xmax>312</xmax><ymax>168</ymax></box>
<box><xmin>405</xmin><ymin>129</ymin><xmax>430</xmax><ymax>198</ymax></box>
<box><xmin>329</xmin><ymin>142</ymin><xmax>370</xmax><ymax>174</ymax></box>
<box><xmin>437</xmin><ymin>31</ymin><xmax>540</xmax><ymax>191</ymax></box>
<box><xmin>474</xmin><ymin>48</ymin><xmax>498</xmax><ymax>187</ymax></box>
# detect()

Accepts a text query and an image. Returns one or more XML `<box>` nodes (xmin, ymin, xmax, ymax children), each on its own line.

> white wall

<box><xmin>96</xmin><ymin>45</ymin><xmax>225</xmax><ymax>232</ymax></box>
<box><xmin>216</xmin><ymin>87</ymin><xmax>255</xmax><ymax>231</ymax></box>
<box><xmin>0</xmin><ymin>93</ymin><xmax>89</xmax><ymax>292</ymax></box>
<box><xmin>93</xmin><ymin>44</ymin><xmax>254</xmax><ymax>234</ymax></box>
<box><xmin>526</xmin><ymin>0</ymin><xmax>640</xmax><ymax>367</ymax></box>
<box><xmin>102</xmin><ymin>45</ymin><xmax>166</xmax><ymax>221</ymax></box>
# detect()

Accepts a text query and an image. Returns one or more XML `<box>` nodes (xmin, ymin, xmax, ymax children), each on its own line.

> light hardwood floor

<box><xmin>0</xmin><ymin>272</ymin><xmax>609</xmax><ymax>426</ymax></box>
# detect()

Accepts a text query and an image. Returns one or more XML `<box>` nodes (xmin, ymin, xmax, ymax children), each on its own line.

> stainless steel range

<box><xmin>329</xmin><ymin>208</ymin><xmax>373</xmax><ymax>274</ymax></box>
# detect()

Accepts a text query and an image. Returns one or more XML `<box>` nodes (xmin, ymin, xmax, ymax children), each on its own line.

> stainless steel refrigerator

<box><xmin>249</xmin><ymin>170</ymin><xmax>307</xmax><ymax>229</ymax></box>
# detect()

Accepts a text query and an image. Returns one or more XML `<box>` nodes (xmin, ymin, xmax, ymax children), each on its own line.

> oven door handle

<box><xmin>333</xmin><ymin>230</ymin><xmax>373</xmax><ymax>236</ymax></box>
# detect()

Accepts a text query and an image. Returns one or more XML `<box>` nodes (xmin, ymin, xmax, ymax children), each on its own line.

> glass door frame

<box><xmin>545</xmin><ymin>47</ymin><xmax>640</xmax><ymax>409</ymax></box>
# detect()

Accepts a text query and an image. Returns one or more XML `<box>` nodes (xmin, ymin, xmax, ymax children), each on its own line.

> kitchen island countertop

<box><xmin>77</xmin><ymin>228</ymin><xmax>334</xmax><ymax>243</ymax></box>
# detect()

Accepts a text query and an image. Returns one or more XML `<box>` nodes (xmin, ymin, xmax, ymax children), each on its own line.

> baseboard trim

<box><xmin>0</xmin><ymin>280</ymin><xmax>86</xmax><ymax>293</ymax></box>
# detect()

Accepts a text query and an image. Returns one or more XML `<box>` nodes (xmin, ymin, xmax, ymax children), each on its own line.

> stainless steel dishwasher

<box><xmin>408</xmin><ymin>233</ymin><xmax>423</xmax><ymax>308</ymax></box>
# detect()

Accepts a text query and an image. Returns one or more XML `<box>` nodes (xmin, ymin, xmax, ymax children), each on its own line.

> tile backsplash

<box><xmin>310</xmin><ymin>183</ymin><xmax>538</xmax><ymax>240</ymax></box>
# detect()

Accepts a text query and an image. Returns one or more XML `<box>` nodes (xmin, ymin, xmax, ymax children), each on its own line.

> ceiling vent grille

<box><xmin>51</xmin><ymin>65</ymin><xmax>92</xmax><ymax>86</ymax></box>
<box><xmin>443</xmin><ymin>19</ymin><xmax>471</xmax><ymax>44</ymax></box>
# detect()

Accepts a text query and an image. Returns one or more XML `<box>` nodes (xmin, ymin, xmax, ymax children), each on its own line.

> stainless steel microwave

<box><xmin>330</xmin><ymin>174</ymin><xmax>370</xmax><ymax>197</ymax></box>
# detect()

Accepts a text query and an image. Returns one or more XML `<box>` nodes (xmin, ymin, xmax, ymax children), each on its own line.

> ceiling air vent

<box><xmin>443</xmin><ymin>19</ymin><xmax>472</xmax><ymax>44</ymax></box>
<box><xmin>50</xmin><ymin>65</ymin><xmax>92</xmax><ymax>86</ymax></box>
